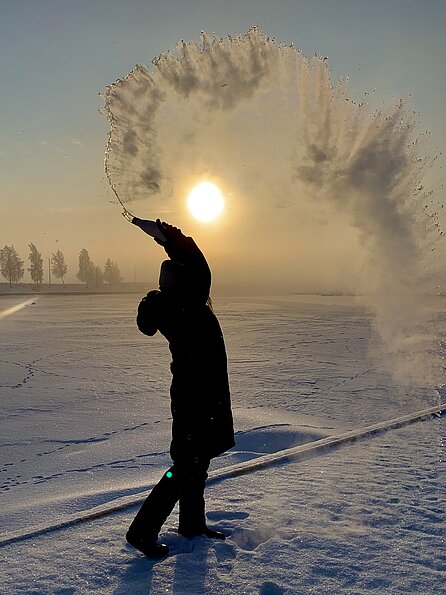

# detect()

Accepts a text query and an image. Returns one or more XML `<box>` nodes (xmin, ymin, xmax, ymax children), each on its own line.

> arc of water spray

<box><xmin>103</xmin><ymin>103</ymin><xmax>138</xmax><ymax>223</ymax></box>
<box><xmin>106</xmin><ymin>157</ymin><xmax>159</xmax><ymax>229</ymax></box>
<box><xmin>109</xmin><ymin>180</ymin><xmax>167</xmax><ymax>241</ymax></box>
<box><xmin>110</xmin><ymin>184</ymin><xmax>134</xmax><ymax>223</ymax></box>
<box><xmin>102</xmin><ymin>28</ymin><xmax>445</xmax><ymax>384</ymax></box>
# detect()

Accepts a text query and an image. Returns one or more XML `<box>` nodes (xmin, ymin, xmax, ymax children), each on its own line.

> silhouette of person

<box><xmin>126</xmin><ymin>219</ymin><xmax>235</xmax><ymax>558</ymax></box>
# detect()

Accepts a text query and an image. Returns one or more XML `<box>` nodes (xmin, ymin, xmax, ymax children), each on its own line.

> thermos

<box><xmin>124</xmin><ymin>212</ymin><xmax>167</xmax><ymax>243</ymax></box>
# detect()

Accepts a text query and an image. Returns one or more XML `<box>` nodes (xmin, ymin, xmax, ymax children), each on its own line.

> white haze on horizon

<box><xmin>103</xmin><ymin>27</ymin><xmax>445</xmax><ymax>387</ymax></box>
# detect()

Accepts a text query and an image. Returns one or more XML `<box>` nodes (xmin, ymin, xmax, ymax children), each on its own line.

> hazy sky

<box><xmin>1</xmin><ymin>0</ymin><xmax>446</xmax><ymax>291</ymax></box>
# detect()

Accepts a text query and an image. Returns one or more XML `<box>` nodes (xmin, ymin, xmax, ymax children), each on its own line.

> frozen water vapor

<box><xmin>104</xmin><ymin>28</ymin><xmax>443</xmax><ymax>387</ymax></box>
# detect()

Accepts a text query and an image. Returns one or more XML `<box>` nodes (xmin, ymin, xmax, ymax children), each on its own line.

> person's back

<box><xmin>136</xmin><ymin>225</ymin><xmax>234</xmax><ymax>456</ymax></box>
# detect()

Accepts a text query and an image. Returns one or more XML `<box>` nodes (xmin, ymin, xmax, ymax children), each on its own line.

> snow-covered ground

<box><xmin>0</xmin><ymin>294</ymin><xmax>445</xmax><ymax>594</ymax></box>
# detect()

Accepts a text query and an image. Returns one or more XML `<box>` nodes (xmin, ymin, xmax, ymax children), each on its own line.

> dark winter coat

<box><xmin>136</xmin><ymin>231</ymin><xmax>234</xmax><ymax>461</ymax></box>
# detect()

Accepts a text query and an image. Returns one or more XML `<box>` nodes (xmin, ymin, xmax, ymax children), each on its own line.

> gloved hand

<box><xmin>154</xmin><ymin>220</ymin><xmax>206</xmax><ymax>281</ymax></box>
<box><xmin>136</xmin><ymin>290</ymin><xmax>161</xmax><ymax>336</ymax></box>
<box><xmin>139</xmin><ymin>289</ymin><xmax>160</xmax><ymax>306</ymax></box>
<box><xmin>154</xmin><ymin>219</ymin><xmax>185</xmax><ymax>246</ymax></box>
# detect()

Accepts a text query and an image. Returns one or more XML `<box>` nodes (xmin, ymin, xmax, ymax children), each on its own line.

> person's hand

<box><xmin>141</xmin><ymin>289</ymin><xmax>160</xmax><ymax>302</ymax></box>
<box><xmin>154</xmin><ymin>219</ymin><xmax>184</xmax><ymax>246</ymax></box>
<box><xmin>137</xmin><ymin>290</ymin><xmax>160</xmax><ymax>337</ymax></box>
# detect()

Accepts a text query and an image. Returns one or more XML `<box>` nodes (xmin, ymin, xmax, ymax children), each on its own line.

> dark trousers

<box><xmin>128</xmin><ymin>456</ymin><xmax>211</xmax><ymax>540</ymax></box>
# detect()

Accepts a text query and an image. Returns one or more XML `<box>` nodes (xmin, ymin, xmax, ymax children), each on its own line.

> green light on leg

<box><xmin>166</xmin><ymin>471</ymin><xmax>173</xmax><ymax>479</ymax></box>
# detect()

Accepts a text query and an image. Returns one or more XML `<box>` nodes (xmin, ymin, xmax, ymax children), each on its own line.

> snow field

<box><xmin>0</xmin><ymin>294</ymin><xmax>445</xmax><ymax>593</ymax></box>
<box><xmin>1</xmin><ymin>421</ymin><xmax>444</xmax><ymax>594</ymax></box>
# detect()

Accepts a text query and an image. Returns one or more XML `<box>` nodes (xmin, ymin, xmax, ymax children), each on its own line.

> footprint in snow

<box><xmin>213</xmin><ymin>541</ymin><xmax>236</xmax><ymax>574</ymax></box>
<box><xmin>232</xmin><ymin>526</ymin><xmax>275</xmax><ymax>551</ymax></box>
<box><xmin>214</xmin><ymin>541</ymin><xmax>236</xmax><ymax>563</ymax></box>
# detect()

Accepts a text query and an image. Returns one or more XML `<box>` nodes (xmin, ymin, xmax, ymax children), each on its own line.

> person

<box><xmin>126</xmin><ymin>219</ymin><xmax>235</xmax><ymax>559</ymax></box>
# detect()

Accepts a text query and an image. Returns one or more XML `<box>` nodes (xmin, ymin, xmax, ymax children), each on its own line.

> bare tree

<box><xmin>0</xmin><ymin>245</ymin><xmax>24</xmax><ymax>286</ymax></box>
<box><xmin>28</xmin><ymin>243</ymin><xmax>44</xmax><ymax>286</ymax></box>
<box><xmin>103</xmin><ymin>258</ymin><xmax>123</xmax><ymax>284</ymax></box>
<box><xmin>76</xmin><ymin>249</ymin><xmax>93</xmax><ymax>286</ymax></box>
<box><xmin>51</xmin><ymin>249</ymin><xmax>68</xmax><ymax>285</ymax></box>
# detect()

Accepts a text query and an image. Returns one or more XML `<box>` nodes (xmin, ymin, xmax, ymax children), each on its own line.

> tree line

<box><xmin>0</xmin><ymin>244</ymin><xmax>122</xmax><ymax>288</ymax></box>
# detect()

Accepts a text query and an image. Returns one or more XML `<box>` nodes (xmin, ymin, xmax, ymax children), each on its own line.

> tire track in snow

<box><xmin>0</xmin><ymin>402</ymin><xmax>444</xmax><ymax>547</ymax></box>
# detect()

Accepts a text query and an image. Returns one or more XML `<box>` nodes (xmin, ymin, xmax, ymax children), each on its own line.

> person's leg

<box><xmin>128</xmin><ymin>466</ymin><xmax>180</xmax><ymax>542</ymax></box>
<box><xmin>177</xmin><ymin>456</ymin><xmax>210</xmax><ymax>536</ymax></box>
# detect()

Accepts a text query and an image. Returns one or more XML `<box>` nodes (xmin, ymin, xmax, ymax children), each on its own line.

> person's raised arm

<box><xmin>155</xmin><ymin>219</ymin><xmax>211</xmax><ymax>302</ymax></box>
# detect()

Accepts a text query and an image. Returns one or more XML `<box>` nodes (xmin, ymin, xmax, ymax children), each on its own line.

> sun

<box><xmin>187</xmin><ymin>182</ymin><xmax>224</xmax><ymax>222</ymax></box>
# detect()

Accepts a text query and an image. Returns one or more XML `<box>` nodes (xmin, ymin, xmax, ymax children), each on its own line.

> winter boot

<box><xmin>126</xmin><ymin>530</ymin><xmax>169</xmax><ymax>559</ymax></box>
<box><xmin>178</xmin><ymin>525</ymin><xmax>226</xmax><ymax>540</ymax></box>
<box><xmin>202</xmin><ymin>527</ymin><xmax>226</xmax><ymax>540</ymax></box>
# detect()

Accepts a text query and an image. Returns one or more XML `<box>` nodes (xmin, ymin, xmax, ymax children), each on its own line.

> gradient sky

<box><xmin>1</xmin><ymin>0</ymin><xmax>445</xmax><ymax>290</ymax></box>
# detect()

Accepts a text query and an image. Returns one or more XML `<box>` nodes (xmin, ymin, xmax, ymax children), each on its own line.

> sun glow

<box><xmin>187</xmin><ymin>182</ymin><xmax>224</xmax><ymax>222</ymax></box>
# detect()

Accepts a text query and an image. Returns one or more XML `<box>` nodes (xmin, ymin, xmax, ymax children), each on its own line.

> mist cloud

<box><xmin>104</xmin><ymin>28</ymin><xmax>444</xmax><ymax>387</ymax></box>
